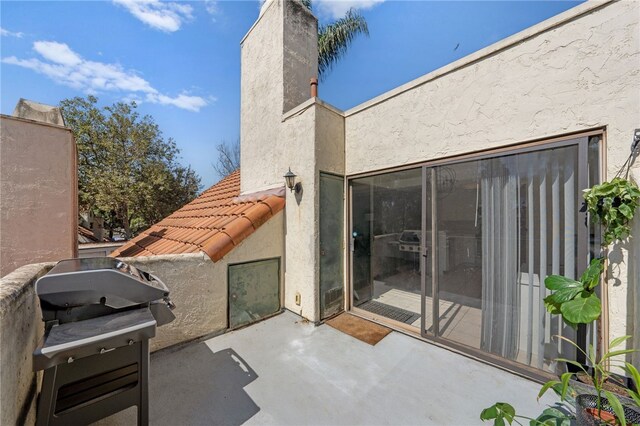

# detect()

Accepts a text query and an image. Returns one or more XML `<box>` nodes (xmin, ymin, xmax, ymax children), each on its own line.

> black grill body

<box><xmin>33</xmin><ymin>258</ymin><xmax>175</xmax><ymax>426</ymax></box>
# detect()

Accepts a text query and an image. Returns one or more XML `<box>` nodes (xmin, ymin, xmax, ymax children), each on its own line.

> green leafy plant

<box><xmin>583</xmin><ymin>177</ymin><xmax>640</xmax><ymax>246</ymax></box>
<box><xmin>481</xmin><ymin>336</ymin><xmax>639</xmax><ymax>426</ymax></box>
<box><xmin>538</xmin><ymin>335</ymin><xmax>639</xmax><ymax>426</ymax></box>
<box><xmin>543</xmin><ymin>258</ymin><xmax>604</xmax><ymax>326</ymax></box>
<box><xmin>480</xmin><ymin>403</ymin><xmax>569</xmax><ymax>426</ymax></box>
<box><xmin>543</xmin><ymin>177</ymin><xmax>639</xmax><ymax>326</ymax></box>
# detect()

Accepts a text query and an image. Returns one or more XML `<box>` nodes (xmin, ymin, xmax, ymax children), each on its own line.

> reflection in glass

<box><xmin>351</xmin><ymin>169</ymin><xmax>422</xmax><ymax>330</ymax></box>
<box><xmin>350</xmin><ymin>138</ymin><xmax>598</xmax><ymax>373</ymax></box>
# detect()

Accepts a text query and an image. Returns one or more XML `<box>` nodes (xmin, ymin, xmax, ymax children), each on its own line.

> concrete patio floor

<box><xmin>102</xmin><ymin>311</ymin><xmax>558</xmax><ymax>425</ymax></box>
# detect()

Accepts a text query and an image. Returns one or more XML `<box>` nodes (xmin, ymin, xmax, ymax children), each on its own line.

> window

<box><xmin>350</xmin><ymin>134</ymin><xmax>601</xmax><ymax>374</ymax></box>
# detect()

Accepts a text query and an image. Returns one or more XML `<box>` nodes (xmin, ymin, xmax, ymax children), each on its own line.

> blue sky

<box><xmin>1</xmin><ymin>0</ymin><xmax>582</xmax><ymax>189</ymax></box>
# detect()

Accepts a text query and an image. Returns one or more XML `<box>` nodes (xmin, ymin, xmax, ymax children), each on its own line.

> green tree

<box><xmin>60</xmin><ymin>96</ymin><xmax>201</xmax><ymax>239</ymax></box>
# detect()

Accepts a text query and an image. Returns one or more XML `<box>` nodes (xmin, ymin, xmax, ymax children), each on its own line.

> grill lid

<box><xmin>36</xmin><ymin>258</ymin><xmax>169</xmax><ymax>310</ymax></box>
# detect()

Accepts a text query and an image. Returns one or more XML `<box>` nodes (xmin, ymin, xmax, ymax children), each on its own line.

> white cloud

<box><xmin>113</xmin><ymin>0</ymin><xmax>193</xmax><ymax>32</ymax></box>
<box><xmin>1</xmin><ymin>27</ymin><xmax>24</xmax><ymax>38</ymax></box>
<box><xmin>2</xmin><ymin>41</ymin><xmax>209</xmax><ymax>112</ymax></box>
<box><xmin>34</xmin><ymin>41</ymin><xmax>82</xmax><ymax>66</ymax></box>
<box><xmin>315</xmin><ymin>0</ymin><xmax>383</xmax><ymax>19</ymax></box>
<box><xmin>146</xmin><ymin>93</ymin><xmax>210</xmax><ymax>112</ymax></box>
<box><xmin>204</xmin><ymin>0</ymin><xmax>218</xmax><ymax>20</ymax></box>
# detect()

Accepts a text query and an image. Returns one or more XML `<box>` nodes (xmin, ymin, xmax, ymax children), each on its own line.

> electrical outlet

<box><xmin>295</xmin><ymin>292</ymin><xmax>301</xmax><ymax>306</ymax></box>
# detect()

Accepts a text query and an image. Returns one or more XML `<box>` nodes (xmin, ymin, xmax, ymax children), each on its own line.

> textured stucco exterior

<box><xmin>342</xmin><ymin>0</ymin><xmax>639</xmax><ymax>345</ymax></box>
<box><xmin>241</xmin><ymin>0</ymin><xmax>338</xmax><ymax>322</ymax></box>
<box><xmin>120</xmin><ymin>210</ymin><xmax>284</xmax><ymax>351</ymax></box>
<box><xmin>240</xmin><ymin>0</ymin><xmax>318</xmax><ymax>193</ymax></box>
<box><xmin>0</xmin><ymin>115</ymin><xmax>77</xmax><ymax>277</ymax></box>
<box><xmin>0</xmin><ymin>262</ymin><xmax>51</xmax><ymax>426</ymax></box>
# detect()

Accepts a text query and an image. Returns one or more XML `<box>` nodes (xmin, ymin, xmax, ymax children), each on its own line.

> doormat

<box><xmin>357</xmin><ymin>300</ymin><xmax>420</xmax><ymax>325</ymax></box>
<box><xmin>325</xmin><ymin>313</ymin><xmax>392</xmax><ymax>346</ymax></box>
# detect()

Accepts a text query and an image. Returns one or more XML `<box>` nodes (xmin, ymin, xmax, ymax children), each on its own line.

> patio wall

<box><xmin>342</xmin><ymin>0</ymin><xmax>639</xmax><ymax>350</ymax></box>
<box><xmin>0</xmin><ymin>262</ymin><xmax>51</xmax><ymax>426</ymax></box>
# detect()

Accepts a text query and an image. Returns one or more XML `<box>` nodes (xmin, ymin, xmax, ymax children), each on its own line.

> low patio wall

<box><xmin>120</xmin><ymin>253</ymin><xmax>229</xmax><ymax>351</ymax></box>
<box><xmin>0</xmin><ymin>262</ymin><xmax>52</xmax><ymax>426</ymax></box>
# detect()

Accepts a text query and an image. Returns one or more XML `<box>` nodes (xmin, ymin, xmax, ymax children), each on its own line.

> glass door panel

<box><xmin>351</xmin><ymin>168</ymin><xmax>422</xmax><ymax>330</ymax></box>
<box><xmin>349</xmin><ymin>135</ymin><xmax>598</xmax><ymax>375</ymax></box>
<box><xmin>433</xmin><ymin>145</ymin><xmax>582</xmax><ymax>372</ymax></box>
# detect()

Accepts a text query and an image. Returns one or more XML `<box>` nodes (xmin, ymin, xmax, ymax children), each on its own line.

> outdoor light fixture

<box><xmin>284</xmin><ymin>167</ymin><xmax>301</xmax><ymax>193</ymax></box>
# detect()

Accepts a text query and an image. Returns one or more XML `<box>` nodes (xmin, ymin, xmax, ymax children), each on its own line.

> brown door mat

<box><xmin>325</xmin><ymin>313</ymin><xmax>392</xmax><ymax>346</ymax></box>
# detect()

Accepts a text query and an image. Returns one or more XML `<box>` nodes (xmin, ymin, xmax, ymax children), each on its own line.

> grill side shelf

<box><xmin>33</xmin><ymin>308</ymin><xmax>156</xmax><ymax>371</ymax></box>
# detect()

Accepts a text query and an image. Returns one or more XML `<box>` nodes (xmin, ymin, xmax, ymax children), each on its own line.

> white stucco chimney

<box><xmin>240</xmin><ymin>0</ymin><xmax>318</xmax><ymax>193</ymax></box>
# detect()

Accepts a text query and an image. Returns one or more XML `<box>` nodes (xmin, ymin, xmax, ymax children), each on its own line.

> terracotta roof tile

<box><xmin>111</xmin><ymin>170</ymin><xmax>285</xmax><ymax>262</ymax></box>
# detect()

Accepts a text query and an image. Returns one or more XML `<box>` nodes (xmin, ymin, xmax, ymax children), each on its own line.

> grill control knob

<box><xmin>67</xmin><ymin>357</ymin><xmax>74</xmax><ymax>363</ymax></box>
<box><xmin>128</xmin><ymin>339</ymin><xmax>134</xmax><ymax>346</ymax></box>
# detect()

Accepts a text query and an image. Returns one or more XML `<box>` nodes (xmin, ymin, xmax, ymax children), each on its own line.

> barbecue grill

<box><xmin>33</xmin><ymin>257</ymin><xmax>175</xmax><ymax>426</ymax></box>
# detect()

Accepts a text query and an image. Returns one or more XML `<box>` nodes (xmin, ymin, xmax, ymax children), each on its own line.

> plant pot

<box><xmin>562</xmin><ymin>361</ymin><xmax>638</xmax><ymax>405</ymax></box>
<box><xmin>576</xmin><ymin>394</ymin><xmax>640</xmax><ymax>426</ymax></box>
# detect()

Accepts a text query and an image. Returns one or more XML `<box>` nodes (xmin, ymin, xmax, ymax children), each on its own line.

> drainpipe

<box><xmin>310</xmin><ymin>78</ymin><xmax>318</xmax><ymax>98</ymax></box>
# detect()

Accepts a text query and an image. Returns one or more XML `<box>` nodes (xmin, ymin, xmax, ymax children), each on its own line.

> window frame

<box><xmin>346</xmin><ymin>128</ymin><xmax>605</xmax><ymax>381</ymax></box>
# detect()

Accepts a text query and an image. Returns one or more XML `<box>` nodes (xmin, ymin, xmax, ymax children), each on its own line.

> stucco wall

<box><xmin>0</xmin><ymin>115</ymin><xmax>77</xmax><ymax>277</ymax></box>
<box><xmin>280</xmin><ymin>105</ymin><xmax>318</xmax><ymax>319</ymax></box>
<box><xmin>240</xmin><ymin>0</ymin><xmax>318</xmax><ymax>194</ymax></box>
<box><xmin>120</xmin><ymin>211</ymin><xmax>285</xmax><ymax>351</ymax></box>
<box><xmin>342</xmin><ymin>0</ymin><xmax>639</xmax><ymax>343</ymax></box>
<box><xmin>0</xmin><ymin>262</ymin><xmax>51</xmax><ymax>426</ymax></box>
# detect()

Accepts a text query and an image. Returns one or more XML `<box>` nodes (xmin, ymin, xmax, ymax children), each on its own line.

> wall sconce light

<box><xmin>284</xmin><ymin>167</ymin><xmax>301</xmax><ymax>194</ymax></box>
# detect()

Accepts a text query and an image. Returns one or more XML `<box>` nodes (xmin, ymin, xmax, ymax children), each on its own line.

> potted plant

<box><xmin>481</xmin><ymin>336</ymin><xmax>640</xmax><ymax>425</ymax></box>
<box><xmin>539</xmin><ymin>336</ymin><xmax>640</xmax><ymax>425</ymax></box>
<box><xmin>481</xmin><ymin>174</ymin><xmax>640</xmax><ymax>426</ymax></box>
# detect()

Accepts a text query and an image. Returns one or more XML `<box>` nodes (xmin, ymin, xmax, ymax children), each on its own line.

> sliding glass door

<box><xmin>350</xmin><ymin>169</ymin><xmax>423</xmax><ymax>330</ymax></box>
<box><xmin>350</xmin><ymin>134</ymin><xmax>601</xmax><ymax>374</ymax></box>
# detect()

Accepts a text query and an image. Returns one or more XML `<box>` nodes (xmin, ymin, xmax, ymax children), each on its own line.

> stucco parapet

<box><xmin>282</xmin><ymin>97</ymin><xmax>344</xmax><ymax>122</ymax></box>
<box><xmin>344</xmin><ymin>0</ymin><xmax>615</xmax><ymax>117</ymax></box>
<box><xmin>117</xmin><ymin>252</ymin><xmax>210</xmax><ymax>265</ymax></box>
<box><xmin>0</xmin><ymin>114</ymin><xmax>71</xmax><ymax>132</ymax></box>
<box><xmin>0</xmin><ymin>262</ymin><xmax>52</xmax><ymax>315</ymax></box>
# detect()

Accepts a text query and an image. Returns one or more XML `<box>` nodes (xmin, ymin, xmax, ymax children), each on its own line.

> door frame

<box><xmin>319</xmin><ymin>171</ymin><xmax>346</xmax><ymax>320</ymax></box>
<box><xmin>345</xmin><ymin>128</ymin><xmax>605</xmax><ymax>380</ymax></box>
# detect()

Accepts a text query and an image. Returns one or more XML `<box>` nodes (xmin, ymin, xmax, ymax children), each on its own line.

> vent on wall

<box><xmin>324</xmin><ymin>287</ymin><xmax>343</xmax><ymax>307</ymax></box>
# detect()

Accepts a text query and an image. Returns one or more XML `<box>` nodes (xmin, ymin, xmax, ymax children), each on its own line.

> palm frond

<box><xmin>300</xmin><ymin>0</ymin><xmax>312</xmax><ymax>11</ymax></box>
<box><xmin>318</xmin><ymin>8</ymin><xmax>368</xmax><ymax>79</ymax></box>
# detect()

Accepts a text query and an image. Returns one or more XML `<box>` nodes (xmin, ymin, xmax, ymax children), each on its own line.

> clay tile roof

<box><xmin>110</xmin><ymin>170</ymin><xmax>285</xmax><ymax>262</ymax></box>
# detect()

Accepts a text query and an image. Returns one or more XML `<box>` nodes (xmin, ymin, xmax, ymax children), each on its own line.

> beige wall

<box><xmin>240</xmin><ymin>0</ymin><xmax>318</xmax><ymax>194</ymax></box>
<box><xmin>342</xmin><ymin>0</ymin><xmax>639</xmax><ymax>344</ymax></box>
<box><xmin>0</xmin><ymin>262</ymin><xmax>51</xmax><ymax>426</ymax></box>
<box><xmin>121</xmin><ymin>211</ymin><xmax>285</xmax><ymax>351</ymax></box>
<box><xmin>0</xmin><ymin>115</ymin><xmax>77</xmax><ymax>277</ymax></box>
